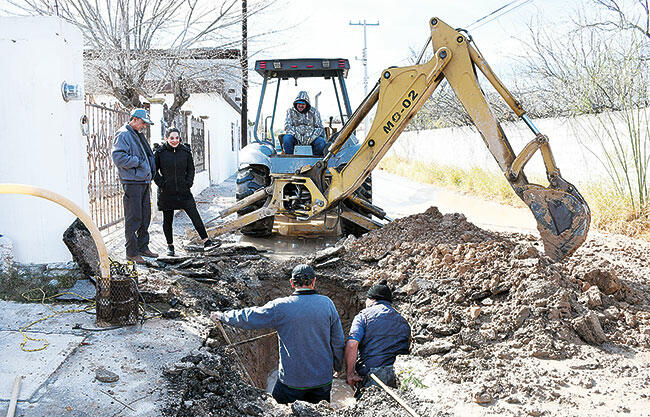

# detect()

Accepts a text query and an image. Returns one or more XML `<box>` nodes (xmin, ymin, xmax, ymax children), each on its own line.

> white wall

<box><xmin>155</xmin><ymin>92</ymin><xmax>241</xmax><ymax>191</ymax></box>
<box><xmin>0</xmin><ymin>17</ymin><xmax>87</xmax><ymax>264</ymax></box>
<box><xmin>389</xmin><ymin>114</ymin><xmax>629</xmax><ymax>183</ymax></box>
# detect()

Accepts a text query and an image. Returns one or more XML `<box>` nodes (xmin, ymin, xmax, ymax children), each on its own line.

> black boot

<box><xmin>203</xmin><ymin>239</ymin><xmax>215</xmax><ymax>250</ymax></box>
<box><xmin>166</xmin><ymin>244</ymin><xmax>175</xmax><ymax>257</ymax></box>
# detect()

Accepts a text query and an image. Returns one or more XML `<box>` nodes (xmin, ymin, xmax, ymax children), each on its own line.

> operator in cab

<box><xmin>283</xmin><ymin>91</ymin><xmax>327</xmax><ymax>156</ymax></box>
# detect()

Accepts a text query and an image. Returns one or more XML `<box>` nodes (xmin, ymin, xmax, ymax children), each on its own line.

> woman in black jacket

<box><xmin>154</xmin><ymin>128</ymin><xmax>213</xmax><ymax>256</ymax></box>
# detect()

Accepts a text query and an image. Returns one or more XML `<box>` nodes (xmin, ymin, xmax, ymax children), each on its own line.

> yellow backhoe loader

<box><xmin>207</xmin><ymin>18</ymin><xmax>590</xmax><ymax>262</ymax></box>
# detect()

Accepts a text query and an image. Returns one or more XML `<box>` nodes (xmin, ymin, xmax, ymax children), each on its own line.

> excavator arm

<box><xmin>210</xmin><ymin>17</ymin><xmax>590</xmax><ymax>261</ymax></box>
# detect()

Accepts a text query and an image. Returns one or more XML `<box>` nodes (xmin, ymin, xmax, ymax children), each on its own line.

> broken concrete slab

<box><xmin>62</xmin><ymin>218</ymin><xmax>99</xmax><ymax>278</ymax></box>
<box><xmin>95</xmin><ymin>367</ymin><xmax>119</xmax><ymax>383</ymax></box>
<box><xmin>313</xmin><ymin>245</ymin><xmax>344</xmax><ymax>262</ymax></box>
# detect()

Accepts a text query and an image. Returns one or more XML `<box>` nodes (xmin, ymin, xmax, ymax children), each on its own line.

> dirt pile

<box><xmin>158</xmin><ymin>206</ymin><xmax>650</xmax><ymax>415</ymax></box>
<box><xmin>335</xmin><ymin>206</ymin><xmax>650</xmax><ymax>404</ymax></box>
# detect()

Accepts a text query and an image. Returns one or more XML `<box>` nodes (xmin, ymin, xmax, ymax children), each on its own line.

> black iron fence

<box><xmin>168</xmin><ymin>109</ymin><xmax>207</xmax><ymax>173</ymax></box>
<box><xmin>85</xmin><ymin>100</ymin><xmax>129</xmax><ymax>230</ymax></box>
<box><xmin>190</xmin><ymin>116</ymin><xmax>206</xmax><ymax>172</ymax></box>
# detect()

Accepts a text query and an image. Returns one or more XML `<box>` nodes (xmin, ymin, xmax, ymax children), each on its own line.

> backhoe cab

<box><xmin>209</xmin><ymin>18</ymin><xmax>590</xmax><ymax>261</ymax></box>
<box><xmin>232</xmin><ymin>58</ymin><xmax>377</xmax><ymax>237</ymax></box>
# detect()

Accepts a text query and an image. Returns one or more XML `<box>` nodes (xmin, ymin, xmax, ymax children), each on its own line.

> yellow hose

<box><xmin>0</xmin><ymin>183</ymin><xmax>110</xmax><ymax>281</ymax></box>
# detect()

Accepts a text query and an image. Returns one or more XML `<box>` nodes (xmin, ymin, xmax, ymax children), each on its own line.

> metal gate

<box><xmin>190</xmin><ymin>116</ymin><xmax>206</xmax><ymax>172</ymax></box>
<box><xmin>85</xmin><ymin>101</ymin><xmax>129</xmax><ymax>230</ymax></box>
<box><xmin>169</xmin><ymin>110</ymin><xmax>206</xmax><ymax>173</ymax></box>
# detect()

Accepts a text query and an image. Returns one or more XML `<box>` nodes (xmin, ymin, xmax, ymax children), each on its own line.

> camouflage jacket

<box><xmin>284</xmin><ymin>91</ymin><xmax>324</xmax><ymax>145</ymax></box>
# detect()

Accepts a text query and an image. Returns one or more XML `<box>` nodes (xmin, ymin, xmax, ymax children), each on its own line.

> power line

<box><xmin>466</xmin><ymin>0</ymin><xmax>533</xmax><ymax>30</ymax></box>
<box><xmin>471</xmin><ymin>0</ymin><xmax>535</xmax><ymax>31</ymax></box>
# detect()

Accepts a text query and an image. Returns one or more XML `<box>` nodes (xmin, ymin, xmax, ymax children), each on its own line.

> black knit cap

<box><xmin>366</xmin><ymin>280</ymin><xmax>392</xmax><ymax>303</ymax></box>
<box><xmin>291</xmin><ymin>264</ymin><xmax>315</xmax><ymax>286</ymax></box>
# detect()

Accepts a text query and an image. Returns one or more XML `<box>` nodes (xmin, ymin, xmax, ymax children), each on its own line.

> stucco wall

<box><xmin>97</xmin><ymin>92</ymin><xmax>241</xmax><ymax>194</ymax></box>
<box><xmin>0</xmin><ymin>17</ymin><xmax>87</xmax><ymax>264</ymax></box>
<box><xmin>151</xmin><ymin>93</ymin><xmax>241</xmax><ymax>190</ymax></box>
<box><xmin>182</xmin><ymin>93</ymin><xmax>241</xmax><ymax>186</ymax></box>
<box><xmin>388</xmin><ymin>114</ymin><xmax>639</xmax><ymax>184</ymax></box>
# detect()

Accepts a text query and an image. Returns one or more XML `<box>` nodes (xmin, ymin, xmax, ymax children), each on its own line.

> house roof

<box><xmin>84</xmin><ymin>47</ymin><xmax>243</xmax><ymax>110</ymax></box>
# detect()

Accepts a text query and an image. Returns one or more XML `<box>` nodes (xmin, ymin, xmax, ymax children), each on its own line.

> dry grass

<box><xmin>378</xmin><ymin>156</ymin><xmax>650</xmax><ymax>240</ymax></box>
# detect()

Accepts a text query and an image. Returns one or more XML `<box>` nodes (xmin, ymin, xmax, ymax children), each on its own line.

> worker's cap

<box><xmin>130</xmin><ymin>108</ymin><xmax>154</xmax><ymax>125</ymax></box>
<box><xmin>367</xmin><ymin>280</ymin><xmax>392</xmax><ymax>303</ymax></box>
<box><xmin>291</xmin><ymin>264</ymin><xmax>315</xmax><ymax>283</ymax></box>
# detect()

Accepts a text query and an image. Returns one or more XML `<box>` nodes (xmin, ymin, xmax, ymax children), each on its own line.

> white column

<box><xmin>148</xmin><ymin>98</ymin><xmax>166</xmax><ymax>146</ymax></box>
<box><xmin>0</xmin><ymin>17</ymin><xmax>87</xmax><ymax>264</ymax></box>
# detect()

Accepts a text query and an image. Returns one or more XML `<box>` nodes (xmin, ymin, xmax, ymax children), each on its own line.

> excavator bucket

<box><xmin>521</xmin><ymin>182</ymin><xmax>590</xmax><ymax>261</ymax></box>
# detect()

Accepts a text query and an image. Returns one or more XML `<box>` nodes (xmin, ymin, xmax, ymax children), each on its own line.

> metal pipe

<box><xmin>269</xmin><ymin>79</ymin><xmax>281</xmax><ymax>142</ymax></box>
<box><xmin>218</xmin><ymin>187</ymin><xmax>267</xmax><ymax>218</ymax></box>
<box><xmin>369</xmin><ymin>373</ymin><xmax>421</xmax><ymax>417</ymax></box>
<box><xmin>416</xmin><ymin>36</ymin><xmax>432</xmax><ymax>64</ymax></box>
<box><xmin>253</xmin><ymin>76</ymin><xmax>267</xmax><ymax>142</ymax></box>
<box><xmin>332</xmin><ymin>77</ymin><xmax>344</xmax><ymax>124</ymax></box>
<box><xmin>521</xmin><ymin>114</ymin><xmax>540</xmax><ymax>135</ymax></box>
<box><xmin>346</xmin><ymin>194</ymin><xmax>389</xmax><ymax>220</ymax></box>
<box><xmin>338</xmin><ymin>74</ymin><xmax>353</xmax><ymax>118</ymax></box>
<box><xmin>0</xmin><ymin>183</ymin><xmax>111</xmax><ymax>284</ymax></box>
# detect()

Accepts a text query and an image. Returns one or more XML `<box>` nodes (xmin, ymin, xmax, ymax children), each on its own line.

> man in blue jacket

<box><xmin>111</xmin><ymin>108</ymin><xmax>158</xmax><ymax>264</ymax></box>
<box><xmin>345</xmin><ymin>280</ymin><xmax>411</xmax><ymax>390</ymax></box>
<box><xmin>210</xmin><ymin>264</ymin><xmax>345</xmax><ymax>404</ymax></box>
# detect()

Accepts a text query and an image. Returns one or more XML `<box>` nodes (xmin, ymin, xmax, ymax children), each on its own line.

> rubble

<box><xmin>63</xmin><ymin>218</ymin><xmax>100</xmax><ymax>278</ymax></box>
<box><xmin>95</xmin><ymin>367</ymin><xmax>120</xmax><ymax>383</ymax></box>
<box><xmin>147</xmin><ymin>205</ymin><xmax>649</xmax><ymax>416</ymax></box>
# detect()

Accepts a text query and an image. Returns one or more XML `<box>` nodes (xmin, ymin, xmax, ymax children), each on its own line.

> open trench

<box><xmin>216</xmin><ymin>270</ymin><xmax>365</xmax><ymax>402</ymax></box>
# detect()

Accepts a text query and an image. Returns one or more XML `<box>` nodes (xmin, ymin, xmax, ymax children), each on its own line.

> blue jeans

<box><xmin>283</xmin><ymin>134</ymin><xmax>327</xmax><ymax>156</ymax></box>
<box><xmin>362</xmin><ymin>365</ymin><xmax>397</xmax><ymax>388</ymax></box>
<box><xmin>271</xmin><ymin>380</ymin><xmax>331</xmax><ymax>404</ymax></box>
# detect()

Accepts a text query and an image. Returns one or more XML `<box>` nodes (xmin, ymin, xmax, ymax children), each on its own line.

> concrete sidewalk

<box><xmin>103</xmin><ymin>176</ymin><xmax>237</xmax><ymax>261</ymax></box>
<box><xmin>0</xmin><ymin>300</ymin><xmax>204</xmax><ymax>416</ymax></box>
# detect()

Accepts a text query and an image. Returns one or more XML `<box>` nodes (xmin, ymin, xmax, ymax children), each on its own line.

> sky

<box><xmin>0</xmin><ymin>0</ymin><xmax>587</xmax><ymax>127</ymax></box>
<box><xmin>246</xmin><ymin>0</ymin><xmax>584</xmax><ymax>126</ymax></box>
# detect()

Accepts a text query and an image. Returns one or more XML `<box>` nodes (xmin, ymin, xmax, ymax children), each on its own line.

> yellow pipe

<box><xmin>0</xmin><ymin>183</ymin><xmax>110</xmax><ymax>281</ymax></box>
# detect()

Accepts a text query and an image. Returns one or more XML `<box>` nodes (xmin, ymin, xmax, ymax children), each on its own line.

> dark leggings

<box><xmin>162</xmin><ymin>205</ymin><xmax>208</xmax><ymax>245</ymax></box>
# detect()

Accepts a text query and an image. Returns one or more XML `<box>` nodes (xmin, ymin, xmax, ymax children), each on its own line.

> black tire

<box><xmin>235</xmin><ymin>165</ymin><xmax>274</xmax><ymax>237</ymax></box>
<box><xmin>341</xmin><ymin>175</ymin><xmax>373</xmax><ymax>237</ymax></box>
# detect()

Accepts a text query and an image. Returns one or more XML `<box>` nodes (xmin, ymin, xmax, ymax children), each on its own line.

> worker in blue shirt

<box><xmin>345</xmin><ymin>280</ymin><xmax>411</xmax><ymax>390</ymax></box>
<box><xmin>210</xmin><ymin>264</ymin><xmax>345</xmax><ymax>404</ymax></box>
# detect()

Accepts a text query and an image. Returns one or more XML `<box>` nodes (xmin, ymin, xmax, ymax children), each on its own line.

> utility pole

<box><xmin>241</xmin><ymin>0</ymin><xmax>248</xmax><ymax>147</ymax></box>
<box><xmin>349</xmin><ymin>20</ymin><xmax>379</xmax><ymax>136</ymax></box>
<box><xmin>349</xmin><ymin>20</ymin><xmax>379</xmax><ymax>98</ymax></box>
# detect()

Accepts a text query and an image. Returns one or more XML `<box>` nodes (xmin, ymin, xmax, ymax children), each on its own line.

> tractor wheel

<box><xmin>341</xmin><ymin>175</ymin><xmax>373</xmax><ymax>237</ymax></box>
<box><xmin>235</xmin><ymin>165</ymin><xmax>274</xmax><ymax>237</ymax></box>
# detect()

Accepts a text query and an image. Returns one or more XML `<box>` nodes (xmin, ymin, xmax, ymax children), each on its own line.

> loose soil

<box><xmin>147</xmin><ymin>206</ymin><xmax>649</xmax><ymax>417</ymax></box>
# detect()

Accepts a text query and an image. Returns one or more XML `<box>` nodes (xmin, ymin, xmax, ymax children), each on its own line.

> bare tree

<box><xmin>403</xmin><ymin>47</ymin><xmax>533</xmax><ymax>131</ymax></box>
<box><xmin>588</xmin><ymin>0</ymin><xmax>650</xmax><ymax>40</ymax></box>
<box><xmin>519</xmin><ymin>1</ymin><xmax>649</xmax><ymax>216</ymax></box>
<box><xmin>11</xmin><ymin>0</ymin><xmax>280</xmax><ymax>122</ymax></box>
